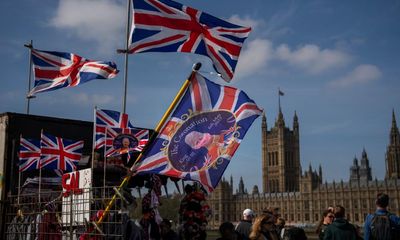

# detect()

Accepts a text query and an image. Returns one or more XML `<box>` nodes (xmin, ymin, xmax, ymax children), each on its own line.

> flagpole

<box><xmin>278</xmin><ymin>87</ymin><xmax>281</xmax><ymax>111</ymax></box>
<box><xmin>96</xmin><ymin>63</ymin><xmax>202</xmax><ymax>226</ymax></box>
<box><xmin>24</xmin><ymin>40</ymin><xmax>35</xmax><ymax>114</ymax></box>
<box><xmin>91</xmin><ymin>107</ymin><xmax>97</xmax><ymax>206</ymax></box>
<box><xmin>103</xmin><ymin>128</ymin><xmax>107</xmax><ymax>199</ymax></box>
<box><xmin>13</xmin><ymin>138</ymin><xmax>20</xmax><ymax>206</ymax></box>
<box><xmin>121</xmin><ymin>0</ymin><xmax>131</xmax><ymax>114</ymax></box>
<box><xmin>39</xmin><ymin>130</ymin><xmax>43</xmax><ymax>208</ymax></box>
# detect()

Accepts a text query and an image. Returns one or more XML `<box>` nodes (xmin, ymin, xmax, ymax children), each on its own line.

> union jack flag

<box><xmin>40</xmin><ymin>132</ymin><xmax>84</xmax><ymax>172</ymax></box>
<box><xmin>133</xmin><ymin>73</ymin><xmax>262</xmax><ymax>192</ymax></box>
<box><xmin>128</xmin><ymin>0</ymin><xmax>251</xmax><ymax>82</ymax></box>
<box><xmin>28</xmin><ymin>49</ymin><xmax>119</xmax><ymax>96</ymax></box>
<box><xmin>19</xmin><ymin>137</ymin><xmax>41</xmax><ymax>172</ymax></box>
<box><xmin>105</xmin><ymin>127</ymin><xmax>149</xmax><ymax>157</ymax></box>
<box><xmin>94</xmin><ymin>108</ymin><xmax>135</xmax><ymax>150</ymax></box>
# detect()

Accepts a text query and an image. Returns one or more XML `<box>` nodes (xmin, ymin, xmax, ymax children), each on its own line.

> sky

<box><xmin>1</xmin><ymin>0</ymin><xmax>400</xmax><ymax>192</ymax></box>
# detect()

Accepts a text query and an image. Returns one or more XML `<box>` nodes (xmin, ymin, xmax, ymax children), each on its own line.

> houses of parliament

<box><xmin>207</xmin><ymin>108</ymin><xmax>400</xmax><ymax>229</ymax></box>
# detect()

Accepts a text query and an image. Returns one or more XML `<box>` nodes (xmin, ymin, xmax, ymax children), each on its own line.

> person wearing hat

<box><xmin>235</xmin><ymin>208</ymin><xmax>255</xmax><ymax>240</ymax></box>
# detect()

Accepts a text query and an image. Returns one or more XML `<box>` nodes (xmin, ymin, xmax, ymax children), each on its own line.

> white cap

<box><xmin>243</xmin><ymin>209</ymin><xmax>254</xmax><ymax>217</ymax></box>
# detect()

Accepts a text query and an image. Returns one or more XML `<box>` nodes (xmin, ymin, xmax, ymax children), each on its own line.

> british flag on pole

<box><xmin>134</xmin><ymin>73</ymin><xmax>262</xmax><ymax>192</ymax></box>
<box><xmin>94</xmin><ymin>108</ymin><xmax>135</xmax><ymax>150</ymax></box>
<box><xmin>105</xmin><ymin>127</ymin><xmax>149</xmax><ymax>157</ymax></box>
<box><xmin>28</xmin><ymin>49</ymin><xmax>119</xmax><ymax>96</ymax></box>
<box><xmin>129</xmin><ymin>0</ymin><xmax>251</xmax><ymax>82</ymax></box>
<box><xmin>40</xmin><ymin>132</ymin><xmax>84</xmax><ymax>172</ymax></box>
<box><xmin>19</xmin><ymin>137</ymin><xmax>41</xmax><ymax>172</ymax></box>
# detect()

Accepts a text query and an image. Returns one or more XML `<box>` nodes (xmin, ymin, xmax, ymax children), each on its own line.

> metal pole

<box><xmin>39</xmin><ymin>130</ymin><xmax>42</xmax><ymax>208</ymax></box>
<box><xmin>24</xmin><ymin>40</ymin><xmax>34</xmax><ymax>114</ymax></box>
<box><xmin>122</xmin><ymin>0</ymin><xmax>132</xmax><ymax>113</ymax></box>
<box><xmin>103</xmin><ymin>128</ymin><xmax>107</xmax><ymax>199</ymax></box>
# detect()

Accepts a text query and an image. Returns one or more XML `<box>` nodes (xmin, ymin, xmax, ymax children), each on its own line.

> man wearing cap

<box><xmin>235</xmin><ymin>208</ymin><xmax>254</xmax><ymax>240</ymax></box>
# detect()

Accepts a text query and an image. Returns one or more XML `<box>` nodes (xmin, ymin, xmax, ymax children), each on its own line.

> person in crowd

<box><xmin>316</xmin><ymin>209</ymin><xmax>335</xmax><ymax>240</ymax></box>
<box><xmin>323</xmin><ymin>205</ymin><xmax>357</xmax><ymax>240</ymax></box>
<box><xmin>275</xmin><ymin>217</ymin><xmax>286</xmax><ymax>239</ymax></box>
<box><xmin>249</xmin><ymin>214</ymin><xmax>279</xmax><ymax>240</ymax></box>
<box><xmin>160</xmin><ymin>219</ymin><xmax>179</xmax><ymax>240</ymax></box>
<box><xmin>217</xmin><ymin>222</ymin><xmax>242</xmax><ymax>240</ymax></box>
<box><xmin>235</xmin><ymin>208</ymin><xmax>255</xmax><ymax>240</ymax></box>
<box><xmin>363</xmin><ymin>193</ymin><xmax>400</xmax><ymax>240</ymax></box>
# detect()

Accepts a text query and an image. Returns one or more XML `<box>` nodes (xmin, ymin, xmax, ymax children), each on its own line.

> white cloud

<box><xmin>228</xmin><ymin>15</ymin><xmax>261</xmax><ymax>29</ymax></box>
<box><xmin>329</xmin><ymin>64</ymin><xmax>382</xmax><ymax>88</ymax></box>
<box><xmin>275</xmin><ymin>44</ymin><xmax>351</xmax><ymax>74</ymax></box>
<box><xmin>50</xmin><ymin>0</ymin><xmax>125</xmax><ymax>55</ymax></box>
<box><xmin>234</xmin><ymin>38</ymin><xmax>273</xmax><ymax>80</ymax></box>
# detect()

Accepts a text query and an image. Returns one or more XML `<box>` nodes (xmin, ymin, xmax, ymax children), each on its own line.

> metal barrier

<box><xmin>4</xmin><ymin>186</ymin><xmax>136</xmax><ymax>239</ymax></box>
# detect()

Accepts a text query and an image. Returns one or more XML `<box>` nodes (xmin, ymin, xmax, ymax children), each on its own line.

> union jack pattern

<box><xmin>95</xmin><ymin>108</ymin><xmax>134</xmax><ymax>150</ymax></box>
<box><xmin>40</xmin><ymin>132</ymin><xmax>84</xmax><ymax>172</ymax></box>
<box><xmin>134</xmin><ymin>73</ymin><xmax>262</xmax><ymax>192</ymax></box>
<box><xmin>129</xmin><ymin>0</ymin><xmax>251</xmax><ymax>82</ymax></box>
<box><xmin>28</xmin><ymin>49</ymin><xmax>119</xmax><ymax>96</ymax></box>
<box><xmin>19</xmin><ymin>137</ymin><xmax>41</xmax><ymax>172</ymax></box>
<box><xmin>105</xmin><ymin>127</ymin><xmax>149</xmax><ymax>157</ymax></box>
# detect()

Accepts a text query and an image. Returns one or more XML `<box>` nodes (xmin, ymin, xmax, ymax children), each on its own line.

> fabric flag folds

<box><xmin>128</xmin><ymin>0</ymin><xmax>251</xmax><ymax>82</ymax></box>
<box><xmin>134</xmin><ymin>72</ymin><xmax>262</xmax><ymax>192</ymax></box>
<box><xmin>40</xmin><ymin>132</ymin><xmax>84</xmax><ymax>172</ymax></box>
<box><xmin>28</xmin><ymin>49</ymin><xmax>119</xmax><ymax>96</ymax></box>
<box><xmin>105</xmin><ymin>127</ymin><xmax>149</xmax><ymax>157</ymax></box>
<box><xmin>94</xmin><ymin>108</ymin><xmax>135</xmax><ymax>150</ymax></box>
<box><xmin>19</xmin><ymin>137</ymin><xmax>41</xmax><ymax>172</ymax></box>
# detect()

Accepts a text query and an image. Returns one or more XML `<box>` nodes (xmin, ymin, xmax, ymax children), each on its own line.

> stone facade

<box><xmin>208</xmin><ymin>110</ymin><xmax>400</xmax><ymax>229</ymax></box>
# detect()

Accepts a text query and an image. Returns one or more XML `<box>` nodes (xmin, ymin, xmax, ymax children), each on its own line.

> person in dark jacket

<box><xmin>323</xmin><ymin>205</ymin><xmax>357</xmax><ymax>240</ymax></box>
<box><xmin>235</xmin><ymin>209</ymin><xmax>254</xmax><ymax>240</ymax></box>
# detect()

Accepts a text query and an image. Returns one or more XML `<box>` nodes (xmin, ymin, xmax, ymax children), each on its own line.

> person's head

<box><xmin>376</xmin><ymin>193</ymin><xmax>389</xmax><ymax>208</ymax></box>
<box><xmin>185</xmin><ymin>131</ymin><xmax>213</xmax><ymax>149</ymax></box>
<box><xmin>322</xmin><ymin>209</ymin><xmax>335</xmax><ymax>224</ymax></box>
<box><xmin>243</xmin><ymin>208</ymin><xmax>255</xmax><ymax>221</ymax></box>
<box><xmin>218</xmin><ymin>222</ymin><xmax>235</xmax><ymax>239</ymax></box>
<box><xmin>251</xmin><ymin>214</ymin><xmax>276</xmax><ymax>236</ymax></box>
<box><xmin>333</xmin><ymin>205</ymin><xmax>345</xmax><ymax>218</ymax></box>
<box><xmin>122</xmin><ymin>137</ymin><xmax>130</xmax><ymax>148</ymax></box>
<box><xmin>276</xmin><ymin>217</ymin><xmax>285</xmax><ymax>229</ymax></box>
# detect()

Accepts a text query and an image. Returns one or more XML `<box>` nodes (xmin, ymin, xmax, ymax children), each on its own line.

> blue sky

<box><xmin>1</xmin><ymin>0</ymin><xmax>400</xmax><ymax>191</ymax></box>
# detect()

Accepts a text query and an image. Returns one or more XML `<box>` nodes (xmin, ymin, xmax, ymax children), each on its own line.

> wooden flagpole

<box><xmin>24</xmin><ymin>40</ymin><xmax>35</xmax><ymax>114</ymax></box>
<box><xmin>96</xmin><ymin>63</ymin><xmax>202</xmax><ymax>225</ymax></box>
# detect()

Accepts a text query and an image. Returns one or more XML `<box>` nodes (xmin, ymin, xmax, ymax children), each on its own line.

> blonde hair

<box><xmin>249</xmin><ymin>214</ymin><xmax>278</xmax><ymax>240</ymax></box>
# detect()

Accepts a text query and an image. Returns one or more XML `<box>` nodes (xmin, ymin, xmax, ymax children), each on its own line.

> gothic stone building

<box><xmin>208</xmin><ymin>110</ymin><xmax>400</xmax><ymax>229</ymax></box>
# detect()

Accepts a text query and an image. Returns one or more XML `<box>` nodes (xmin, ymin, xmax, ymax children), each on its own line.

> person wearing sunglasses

<box><xmin>316</xmin><ymin>209</ymin><xmax>335</xmax><ymax>240</ymax></box>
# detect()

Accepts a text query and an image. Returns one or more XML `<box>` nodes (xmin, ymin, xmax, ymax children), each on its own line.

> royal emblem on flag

<box><xmin>105</xmin><ymin>127</ymin><xmax>149</xmax><ymax>158</ymax></box>
<box><xmin>134</xmin><ymin>73</ymin><xmax>262</xmax><ymax>192</ymax></box>
<box><xmin>94</xmin><ymin>108</ymin><xmax>134</xmax><ymax>150</ymax></box>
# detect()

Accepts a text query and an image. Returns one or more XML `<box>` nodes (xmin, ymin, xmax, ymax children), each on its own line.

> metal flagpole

<box><xmin>38</xmin><ymin>130</ymin><xmax>43</xmax><ymax>208</ymax></box>
<box><xmin>121</xmin><ymin>0</ymin><xmax>131</xmax><ymax>114</ymax></box>
<box><xmin>103</xmin><ymin>128</ymin><xmax>107</xmax><ymax>199</ymax></box>
<box><xmin>24</xmin><ymin>40</ymin><xmax>35</xmax><ymax>114</ymax></box>
<box><xmin>96</xmin><ymin>63</ymin><xmax>202</xmax><ymax>226</ymax></box>
<box><xmin>91</xmin><ymin>107</ymin><xmax>97</xmax><ymax>206</ymax></box>
<box><xmin>13</xmin><ymin>138</ymin><xmax>20</xmax><ymax>206</ymax></box>
<box><xmin>278</xmin><ymin>87</ymin><xmax>281</xmax><ymax>111</ymax></box>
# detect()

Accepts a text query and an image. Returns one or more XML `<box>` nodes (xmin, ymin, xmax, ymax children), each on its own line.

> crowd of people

<box><xmin>215</xmin><ymin>192</ymin><xmax>400</xmax><ymax>240</ymax></box>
